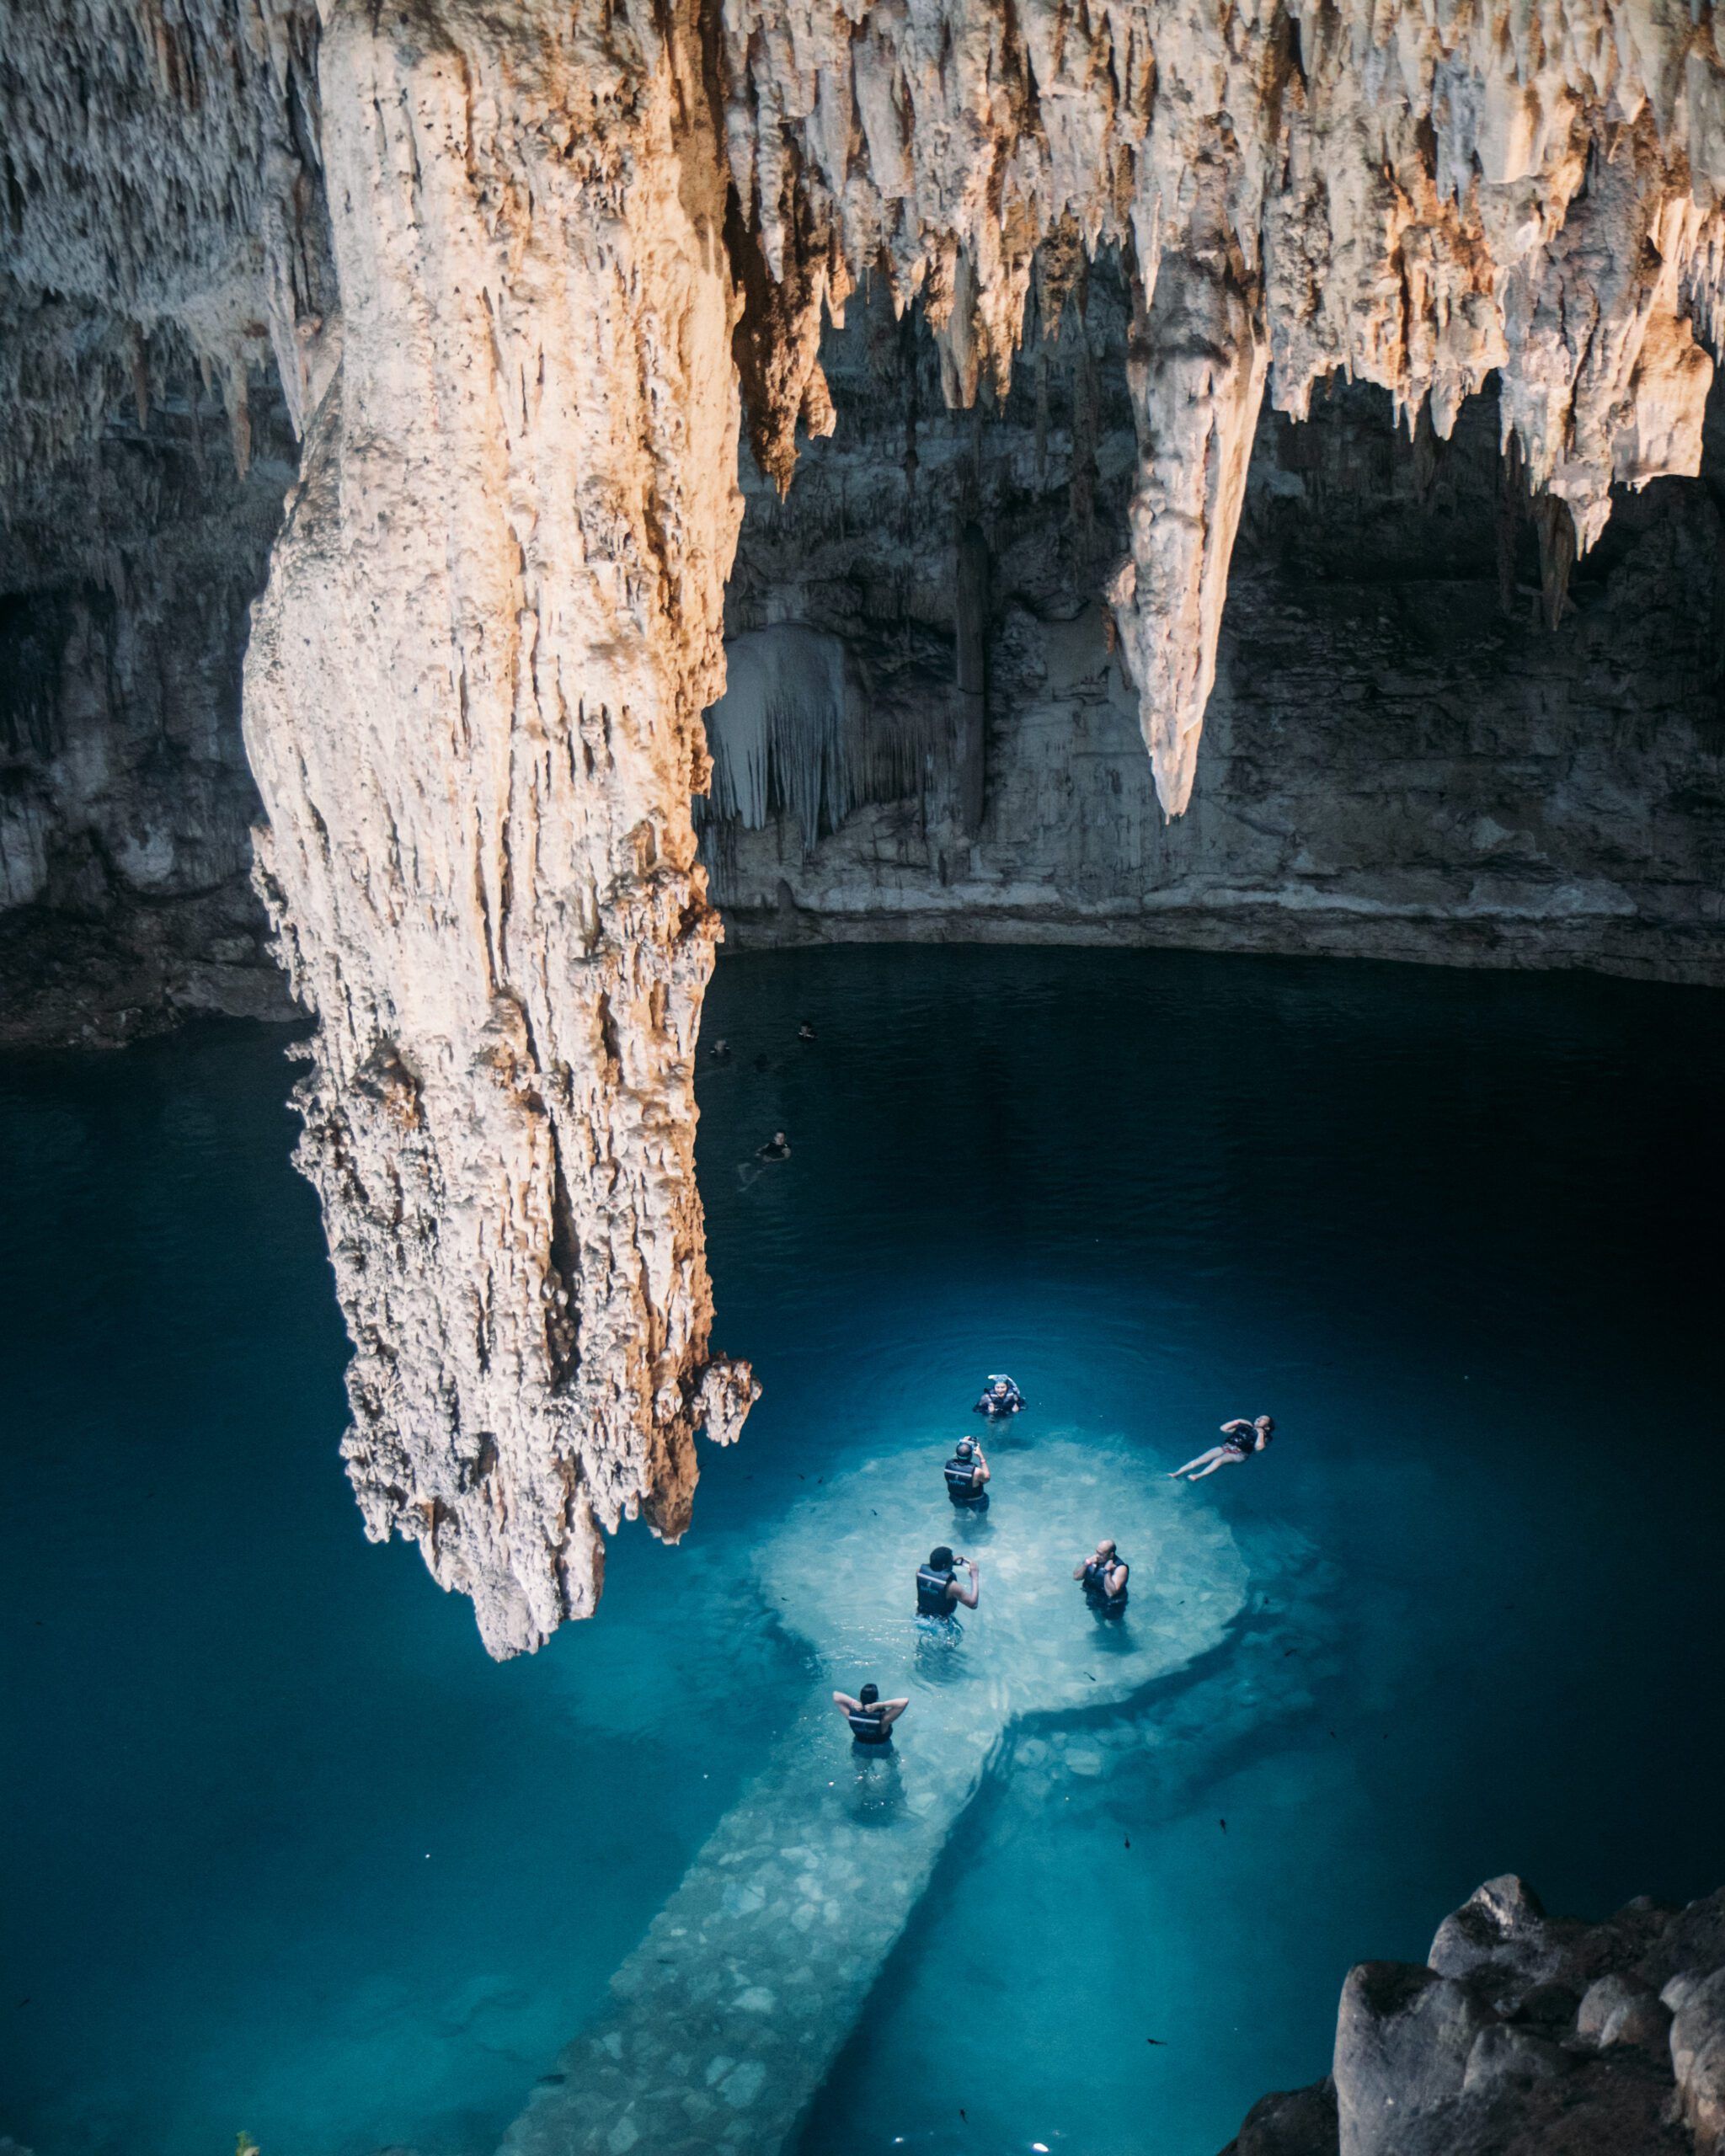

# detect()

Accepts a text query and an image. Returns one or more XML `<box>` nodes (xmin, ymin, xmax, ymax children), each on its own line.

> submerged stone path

<box><xmin>499</xmin><ymin>1437</ymin><xmax>1248</xmax><ymax>2156</ymax></box>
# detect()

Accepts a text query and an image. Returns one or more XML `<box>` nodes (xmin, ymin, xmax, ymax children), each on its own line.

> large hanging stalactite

<box><xmin>242</xmin><ymin>0</ymin><xmax>757</xmax><ymax>1658</ymax></box>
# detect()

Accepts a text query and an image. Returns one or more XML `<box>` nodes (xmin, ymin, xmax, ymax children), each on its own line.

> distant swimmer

<box><xmin>707</xmin><ymin>1037</ymin><xmax>732</xmax><ymax>1062</ymax></box>
<box><xmin>916</xmin><ymin>1545</ymin><xmax>980</xmax><ymax>1620</ymax></box>
<box><xmin>1074</xmin><ymin>1538</ymin><xmax>1130</xmax><ymax>1614</ymax></box>
<box><xmin>756</xmin><ymin>1130</ymin><xmax>792</xmax><ymax>1161</ymax></box>
<box><xmin>798</xmin><ymin>1020</ymin><xmax>817</xmax><ymax>1042</ymax></box>
<box><xmin>1170</xmin><ymin>1416</ymin><xmax>1276</xmax><ymax>1482</ymax></box>
<box><xmin>974</xmin><ymin>1374</ymin><xmax>1025</xmax><ymax>1419</ymax></box>
<box><xmin>832</xmin><ymin>1681</ymin><xmax>908</xmax><ymax>1748</ymax></box>
<box><xmin>943</xmin><ymin>1437</ymin><xmax>991</xmax><ymax>1510</ymax></box>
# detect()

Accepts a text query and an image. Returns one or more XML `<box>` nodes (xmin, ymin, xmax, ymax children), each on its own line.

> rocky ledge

<box><xmin>1221</xmin><ymin>1875</ymin><xmax>1725</xmax><ymax>2156</ymax></box>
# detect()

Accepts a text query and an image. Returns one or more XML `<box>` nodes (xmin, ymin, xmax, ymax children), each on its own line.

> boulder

<box><xmin>1428</xmin><ymin>1876</ymin><xmax>1579</xmax><ymax>2004</ymax></box>
<box><xmin>1578</xmin><ymin>1972</ymin><xmax>1673</xmax><ymax>2057</ymax></box>
<box><xmin>1334</xmin><ymin>1961</ymin><xmax>1493</xmax><ymax>2156</ymax></box>
<box><xmin>1642</xmin><ymin>1892</ymin><xmax>1725</xmax><ymax>1993</ymax></box>
<box><xmin>1668</xmin><ymin>1965</ymin><xmax>1725</xmax><ymax>2153</ymax></box>
<box><xmin>1219</xmin><ymin>2078</ymin><xmax>1338</xmax><ymax>2156</ymax></box>
<box><xmin>1462</xmin><ymin>2023</ymin><xmax>1574</xmax><ymax>2098</ymax></box>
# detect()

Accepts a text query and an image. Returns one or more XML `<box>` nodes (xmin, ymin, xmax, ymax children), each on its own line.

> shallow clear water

<box><xmin>4</xmin><ymin>947</ymin><xmax>1724</xmax><ymax>2156</ymax></box>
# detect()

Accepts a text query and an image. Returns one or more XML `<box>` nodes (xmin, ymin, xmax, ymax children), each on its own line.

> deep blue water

<box><xmin>3</xmin><ymin>946</ymin><xmax>1723</xmax><ymax>2156</ymax></box>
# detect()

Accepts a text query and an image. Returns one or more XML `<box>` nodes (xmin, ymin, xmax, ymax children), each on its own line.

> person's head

<box><xmin>955</xmin><ymin>1437</ymin><xmax>975</xmax><ymax>1460</ymax></box>
<box><xmin>929</xmin><ymin>1545</ymin><xmax>954</xmax><ymax>1572</ymax></box>
<box><xmin>713</xmin><ymin>1037</ymin><xmax>727</xmax><ymax>1049</ymax></box>
<box><xmin>991</xmin><ymin>1379</ymin><xmax>1008</xmax><ymax>1396</ymax></box>
<box><xmin>1256</xmin><ymin>1415</ymin><xmax>1275</xmax><ymax>1437</ymax></box>
<box><xmin>773</xmin><ymin>1130</ymin><xmax>787</xmax><ymax>1145</ymax></box>
<box><xmin>1095</xmin><ymin>1538</ymin><xmax>1117</xmax><ymax>1562</ymax></box>
<box><xmin>859</xmin><ymin>1681</ymin><xmax>879</xmax><ymax>1706</ymax></box>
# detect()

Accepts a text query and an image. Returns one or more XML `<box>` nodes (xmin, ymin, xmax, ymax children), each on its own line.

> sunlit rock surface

<box><xmin>1220</xmin><ymin>1875</ymin><xmax>1725</xmax><ymax>2156</ymax></box>
<box><xmin>242</xmin><ymin>0</ymin><xmax>757</xmax><ymax>1657</ymax></box>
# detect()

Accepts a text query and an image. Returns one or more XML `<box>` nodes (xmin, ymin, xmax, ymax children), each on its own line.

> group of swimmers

<box><xmin>830</xmin><ymin>1377</ymin><xmax>1279</xmax><ymax>1751</ymax></box>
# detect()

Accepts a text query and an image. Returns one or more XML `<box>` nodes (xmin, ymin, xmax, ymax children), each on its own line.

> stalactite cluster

<box><xmin>718</xmin><ymin>0</ymin><xmax>1725</xmax><ymax>807</ymax></box>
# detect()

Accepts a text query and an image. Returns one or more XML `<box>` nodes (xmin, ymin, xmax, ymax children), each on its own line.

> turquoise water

<box><xmin>4</xmin><ymin>946</ymin><xmax>1723</xmax><ymax>2156</ymax></box>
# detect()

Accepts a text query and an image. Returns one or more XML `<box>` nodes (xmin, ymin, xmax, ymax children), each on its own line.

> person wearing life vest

<box><xmin>831</xmin><ymin>1681</ymin><xmax>909</xmax><ymax>1748</ymax></box>
<box><xmin>1073</xmin><ymin>1538</ymin><xmax>1130</xmax><ymax>1614</ymax></box>
<box><xmin>974</xmin><ymin>1374</ymin><xmax>1025</xmax><ymax>1418</ymax></box>
<box><xmin>943</xmin><ymin>1436</ymin><xmax>991</xmax><ymax>1509</ymax></box>
<box><xmin>1170</xmin><ymin>1415</ymin><xmax>1276</xmax><ymax>1482</ymax></box>
<box><xmin>916</xmin><ymin>1545</ymin><xmax>980</xmax><ymax>1620</ymax></box>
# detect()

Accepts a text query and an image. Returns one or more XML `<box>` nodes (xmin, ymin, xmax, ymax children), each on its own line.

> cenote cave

<box><xmin>5</xmin><ymin>3</ymin><xmax>1725</xmax><ymax>2154</ymax></box>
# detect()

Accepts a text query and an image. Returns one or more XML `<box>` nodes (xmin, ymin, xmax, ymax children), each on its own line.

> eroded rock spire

<box><xmin>243</xmin><ymin>0</ymin><xmax>756</xmax><ymax>1657</ymax></box>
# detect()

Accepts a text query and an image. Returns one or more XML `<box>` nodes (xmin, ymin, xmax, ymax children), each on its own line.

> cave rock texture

<box><xmin>9</xmin><ymin>0</ymin><xmax>1725</xmax><ymax>1643</ymax></box>
<box><xmin>1219</xmin><ymin>1876</ymin><xmax>1725</xmax><ymax>2156</ymax></box>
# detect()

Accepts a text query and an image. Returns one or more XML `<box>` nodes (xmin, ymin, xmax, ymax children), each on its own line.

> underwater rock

<box><xmin>1221</xmin><ymin>1879</ymin><xmax>1725</xmax><ymax>2156</ymax></box>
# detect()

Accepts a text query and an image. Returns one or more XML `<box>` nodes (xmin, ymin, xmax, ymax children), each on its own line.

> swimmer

<box><xmin>916</xmin><ymin>1545</ymin><xmax>980</xmax><ymax>1619</ymax></box>
<box><xmin>1170</xmin><ymin>1415</ymin><xmax>1276</xmax><ymax>1481</ymax></box>
<box><xmin>798</xmin><ymin>1020</ymin><xmax>817</xmax><ymax>1042</ymax></box>
<box><xmin>755</xmin><ymin>1130</ymin><xmax>791</xmax><ymax>1161</ymax></box>
<box><xmin>974</xmin><ymin>1374</ymin><xmax>1026</xmax><ymax>1418</ymax></box>
<box><xmin>707</xmin><ymin>1037</ymin><xmax>732</xmax><ymax>1062</ymax></box>
<box><xmin>1074</xmin><ymin>1538</ymin><xmax>1130</xmax><ymax>1612</ymax></box>
<box><xmin>943</xmin><ymin>1436</ymin><xmax>991</xmax><ymax>1509</ymax></box>
<box><xmin>832</xmin><ymin>1681</ymin><xmax>908</xmax><ymax>1748</ymax></box>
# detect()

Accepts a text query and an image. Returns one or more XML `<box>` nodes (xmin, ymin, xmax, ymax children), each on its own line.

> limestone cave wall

<box><xmin>708</xmin><ymin>281</ymin><xmax>1725</xmax><ymax>983</ymax></box>
<box><xmin>0</xmin><ymin>379</ymin><xmax>296</xmax><ymax>1045</ymax></box>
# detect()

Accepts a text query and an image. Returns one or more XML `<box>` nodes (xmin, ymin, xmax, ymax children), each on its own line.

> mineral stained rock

<box><xmin>1219</xmin><ymin>1876</ymin><xmax>1725</xmax><ymax>2156</ymax></box>
<box><xmin>13</xmin><ymin>0</ymin><xmax>1725</xmax><ymax>1641</ymax></box>
<box><xmin>242</xmin><ymin>0</ymin><xmax>758</xmax><ymax>1657</ymax></box>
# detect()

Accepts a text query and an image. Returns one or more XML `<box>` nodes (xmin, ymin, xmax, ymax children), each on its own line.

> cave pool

<box><xmin>4</xmin><ymin>944</ymin><xmax>1724</xmax><ymax>2156</ymax></box>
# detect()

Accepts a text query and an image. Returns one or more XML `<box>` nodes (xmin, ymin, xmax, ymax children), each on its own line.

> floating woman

<box><xmin>1170</xmin><ymin>1415</ymin><xmax>1276</xmax><ymax>1481</ymax></box>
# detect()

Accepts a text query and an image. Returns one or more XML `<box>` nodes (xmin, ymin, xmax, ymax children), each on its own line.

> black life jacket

<box><xmin>916</xmin><ymin>1564</ymin><xmax>957</xmax><ymax>1617</ymax></box>
<box><xmin>846</xmin><ymin>1703</ymin><xmax>890</xmax><ymax>1744</ymax></box>
<box><xmin>1084</xmin><ymin>1556</ymin><xmax>1129</xmax><ymax>1607</ymax></box>
<box><xmin>944</xmin><ymin>1454</ymin><xmax>983</xmax><ymax>1502</ymax></box>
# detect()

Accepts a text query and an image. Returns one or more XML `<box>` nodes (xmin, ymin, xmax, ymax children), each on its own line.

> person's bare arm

<box><xmin>879</xmin><ymin>1698</ymin><xmax>910</xmax><ymax>1727</ymax></box>
<box><xmin>1220</xmin><ymin>1419</ymin><xmax>1252</xmax><ymax>1438</ymax></box>
<box><xmin>1106</xmin><ymin>1562</ymin><xmax>1129</xmax><ymax>1597</ymax></box>
<box><xmin>1072</xmin><ymin>1556</ymin><xmax>1092</xmax><ymax>1581</ymax></box>
<box><xmin>832</xmin><ymin>1690</ymin><xmax>860</xmax><ymax>1716</ymax></box>
<box><xmin>953</xmin><ymin>1559</ymin><xmax>980</xmax><ymax>1609</ymax></box>
<box><xmin>976</xmin><ymin>1456</ymin><xmax>991</xmax><ymax>1486</ymax></box>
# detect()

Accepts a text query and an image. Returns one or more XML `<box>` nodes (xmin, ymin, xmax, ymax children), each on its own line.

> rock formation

<box><xmin>1219</xmin><ymin>1875</ymin><xmax>1725</xmax><ymax>2156</ymax></box>
<box><xmin>10</xmin><ymin>0</ymin><xmax>1725</xmax><ymax>1639</ymax></box>
<box><xmin>708</xmin><ymin>293</ymin><xmax>1725</xmax><ymax>985</ymax></box>
<box><xmin>241</xmin><ymin>0</ymin><xmax>759</xmax><ymax>1658</ymax></box>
